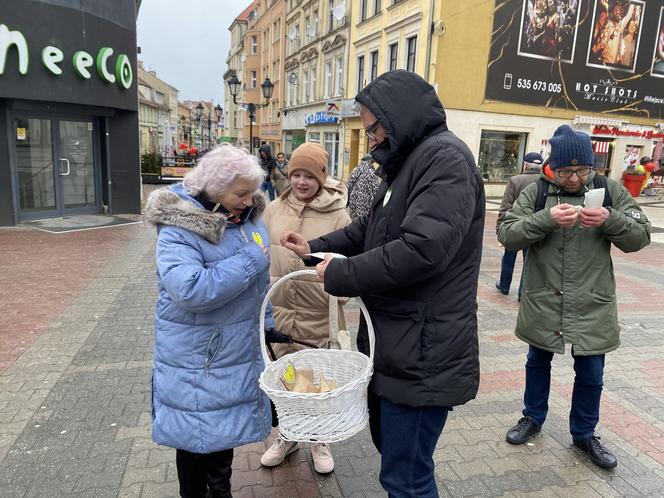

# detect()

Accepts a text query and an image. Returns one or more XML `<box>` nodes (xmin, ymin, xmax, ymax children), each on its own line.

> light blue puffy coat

<box><xmin>144</xmin><ymin>183</ymin><xmax>274</xmax><ymax>453</ymax></box>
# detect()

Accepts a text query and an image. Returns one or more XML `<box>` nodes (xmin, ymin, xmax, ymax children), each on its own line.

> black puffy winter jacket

<box><xmin>308</xmin><ymin>70</ymin><xmax>485</xmax><ymax>408</ymax></box>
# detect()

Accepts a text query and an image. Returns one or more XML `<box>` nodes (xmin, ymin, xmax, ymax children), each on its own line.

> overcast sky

<box><xmin>137</xmin><ymin>1</ymin><xmax>249</xmax><ymax>105</ymax></box>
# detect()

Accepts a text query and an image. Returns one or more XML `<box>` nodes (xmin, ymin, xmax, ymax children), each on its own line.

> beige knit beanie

<box><xmin>287</xmin><ymin>143</ymin><xmax>329</xmax><ymax>186</ymax></box>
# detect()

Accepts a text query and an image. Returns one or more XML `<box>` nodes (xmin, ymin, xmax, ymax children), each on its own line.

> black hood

<box><xmin>259</xmin><ymin>144</ymin><xmax>272</xmax><ymax>158</ymax></box>
<box><xmin>355</xmin><ymin>70</ymin><xmax>447</xmax><ymax>182</ymax></box>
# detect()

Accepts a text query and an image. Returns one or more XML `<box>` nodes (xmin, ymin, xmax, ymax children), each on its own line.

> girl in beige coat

<box><xmin>261</xmin><ymin>142</ymin><xmax>350</xmax><ymax>474</ymax></box>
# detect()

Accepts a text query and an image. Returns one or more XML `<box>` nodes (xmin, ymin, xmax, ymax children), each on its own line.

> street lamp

<box><xmin>214</xmin><ymin>104</ymin><xmax>223</xmax><ymax>144</ymax></box>
<box><xmin>227</xmin><ymin>74</ymin><xmax>274</xmax><ymax>154</ymax></box>
<box><xmin>179</xmin><ymin>116</ymin><xmax>192</xmax><ymax>148</ymax></box>
<box><xmin>195</xmin><ymin>103</ymin><xmax>204</xmax><ymax>151</ymax></box>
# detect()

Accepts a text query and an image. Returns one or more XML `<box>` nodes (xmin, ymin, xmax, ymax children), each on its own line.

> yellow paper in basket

<box><xmin>280</xmin><ymin>362</ymin><xmax>296</xmax><ymax>391</ymax></box>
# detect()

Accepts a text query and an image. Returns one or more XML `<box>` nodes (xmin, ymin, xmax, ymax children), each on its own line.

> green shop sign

<box><xmin>0</xmin><ymin>23</ymin><xmax>133</xmax><ymax>89</ymax></box>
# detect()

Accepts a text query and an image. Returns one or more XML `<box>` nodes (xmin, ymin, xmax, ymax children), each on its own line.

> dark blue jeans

<box><xmin>261</xmin><ymin>180</ymin><xmax>275</xmax><ymax>201</ymax></box>
<box><xmin>368</xmin><ymin>391</ymin><xmax>449</xmax><ymax>498</ymax></box>
<box><xmin>523</xmin><ymin>345</ymin><xmax>605</xmax><ymax>441</ymax></box>
<box><xmin>498</xmin><ymin>248</ymin><xmax>527</xmax><ymax>298</ymax></box>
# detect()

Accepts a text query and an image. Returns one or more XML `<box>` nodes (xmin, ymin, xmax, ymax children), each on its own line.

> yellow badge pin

<box><xmin>252</xmin><ymin>231</ymin><xmax>264</xmax><ymax>247</ymax></box>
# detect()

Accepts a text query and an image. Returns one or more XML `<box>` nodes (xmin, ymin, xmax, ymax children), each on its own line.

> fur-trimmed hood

<box><xmin>144</xmin><ymin>184</ymin><xmax>267</xmax><ymax>244</ymax></box>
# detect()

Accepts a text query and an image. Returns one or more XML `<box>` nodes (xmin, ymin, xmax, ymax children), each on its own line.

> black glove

<box><xmin>265</xmin><ymin>328</ymin><xmax>293</xmax><ymax>344</ymax></box>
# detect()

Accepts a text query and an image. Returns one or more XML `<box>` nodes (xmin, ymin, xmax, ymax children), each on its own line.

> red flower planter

<box><xmin>622</xmin><ymin>174</ymin><xmax>647</xmax><ymax>197</ymax></box>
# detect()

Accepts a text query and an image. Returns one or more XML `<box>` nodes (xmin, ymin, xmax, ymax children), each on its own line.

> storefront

<box><xmin>0</xmin><ymin>0</ymin><xmax>140</xmax><ymax>226</ymax></box>
<box><xmin>281</xmin><ymin>110</ymin><xmax>305</xmax><ymax>158</ymax></box>
<box><xmin>474</xmin><ymin>0</ymin><xmax>664</xmax><ymax>197</ymax></box>
<box><xmin>304</xmin><ymin>111</ymin><xmax>343</xmax><ymax>179</ymax></box>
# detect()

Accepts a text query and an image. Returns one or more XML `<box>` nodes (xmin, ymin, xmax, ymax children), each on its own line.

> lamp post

<box><xmin>214</xmin><ymin>104</ymin><xmax>223</xmax><ymax>145</ymax></box>
<box><xmin>179</xmin><ymin>116</ymin><xmax>192</xmax><ymax>149</ymax></box>
<box><xmin>195</xmin><ymin>103</ymin><xmax>205</xmax><ymax>151</ymax></box>
<box><xmin>226</xmin><ymin>74</ymin><xmax>274</xmax><ymax>154</ymax></box>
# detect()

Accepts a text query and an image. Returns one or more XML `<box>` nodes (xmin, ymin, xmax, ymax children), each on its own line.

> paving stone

<box><xmin>2</xmin><ymin>209</ymin><xmax>664</xmax><ymax>497</ymax></box>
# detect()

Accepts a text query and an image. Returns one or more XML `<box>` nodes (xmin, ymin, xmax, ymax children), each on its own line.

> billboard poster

<box><xmin>486</xmin><ymin>0</ymin><xmax>664</xmax><ymax>119</ymax></box>
<box><xmin>653</xmin><ymin>6</ymin><xmax>664</xmax><ymax>78</ymax></box>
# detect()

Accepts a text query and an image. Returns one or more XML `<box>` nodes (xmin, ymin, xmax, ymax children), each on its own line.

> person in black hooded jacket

<box><xmin>281</xmin><ymin>70</ymin><xmax>485</xmax><ymax>497</ymax></box>
<box><xmin>259</xmin><ymin>144</ymin><xmax>277</xmax><ymax>200</ymax></box>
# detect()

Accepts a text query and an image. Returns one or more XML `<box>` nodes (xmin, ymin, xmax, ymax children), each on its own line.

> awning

<box><xmin>593</xmin><ymin>141</ymin><xmax>611</xmax><ymax>154</ymax></box>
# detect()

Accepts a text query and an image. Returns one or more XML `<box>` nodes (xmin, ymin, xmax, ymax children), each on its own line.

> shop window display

<box><xmin>478</xmin><ymin>130</ymin><xmax>527</xmax><ymax>182</ymax></box>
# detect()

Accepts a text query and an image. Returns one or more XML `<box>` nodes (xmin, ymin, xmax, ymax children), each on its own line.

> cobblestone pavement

<box><xmin>0</xmin><ymin>198</ymin><xmax>663</xmax><ymax>497</ymax></box>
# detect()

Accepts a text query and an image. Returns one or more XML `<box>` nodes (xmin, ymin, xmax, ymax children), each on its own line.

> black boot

<box><xmin>506</xmin><ymin>416</ymin><xmax>541</xmax><ymax>445</ymax></box>
<box><xmin>573</xmin><ymin>436</ymin><xmax>618</xmax><ymax>469</ymax></box>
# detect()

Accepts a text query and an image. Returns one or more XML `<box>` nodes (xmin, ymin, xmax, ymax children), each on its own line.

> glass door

<box><xmin>58</xmin><ymin>120</ymin><xmax>97</xmax><ymax>210</ymax></box>
<box><xmin>14</xmin><ymin>116</ymin><xmax>100</xmax><ymax>221</ymax></box>
<box><xmin>15</xmin><ymin>118</ymin><xmax>58</xmax><ymax>217</ymax></box>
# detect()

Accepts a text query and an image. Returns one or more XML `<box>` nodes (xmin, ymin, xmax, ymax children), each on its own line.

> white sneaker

<box><xmin>260</xmin><ymin>437</ymin><xmax>299</xmax><ymax>467</ymax></box>
<box><xmin>311</xmin><ymin>442</ymin><xmax>334</xmax><ymax>474</ymax></box>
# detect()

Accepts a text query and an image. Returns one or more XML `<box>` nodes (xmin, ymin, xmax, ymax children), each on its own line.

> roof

<box><xmin>235</xmin><ymin>2</ymin><xmax>255</xmax><ymax>22</ymax></box>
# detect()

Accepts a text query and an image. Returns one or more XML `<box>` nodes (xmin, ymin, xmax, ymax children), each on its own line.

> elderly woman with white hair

<box><xmin>144</xmin><ymin>144</ymin><xmax>274</xmax><ymax>498</ymax></box>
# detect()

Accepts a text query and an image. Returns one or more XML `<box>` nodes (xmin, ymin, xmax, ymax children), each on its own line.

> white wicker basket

<box><xmin>259</xmin><ymin>269</ymin><xmax>375</xmax><ymax>443</ymax></box>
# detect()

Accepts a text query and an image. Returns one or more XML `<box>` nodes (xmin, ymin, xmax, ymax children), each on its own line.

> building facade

<box><xmin>340</xmin><ymin>0</ymin><xmax>440</xmax><ymax>178</ymax></box>
<box><xmin>0</xmin><ymin>0</ymin><xmax>141</xmax><ymax>226</ymax></box>
<box><xmin>138</xmin><ymin>63</ymin><xmax>176</xmax><ymax>156</ymax></box>
<box><xmin>250</xmin><ymin>0</ymin><xmax>286</xmax><ymax>156</ymax></box>
<box><xmin>436</xmin><ymin>0</ymin><xmax>664</xmax><ymax>197</ymax></box>
<box><xmin>224</xmin><ymin>3</ymin><xmax>255</xmax><ymax>146</ymax></box>
<box><xmin>282</xmin><ymin>0</ymin><xmax>350</xmax><ymax>178</ymax></box>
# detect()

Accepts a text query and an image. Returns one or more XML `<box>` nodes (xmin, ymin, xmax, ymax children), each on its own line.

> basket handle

<box><xmin>259</xmin><ymin>269</ymin><xmax>375</xmax><ymax>367</ymax></box>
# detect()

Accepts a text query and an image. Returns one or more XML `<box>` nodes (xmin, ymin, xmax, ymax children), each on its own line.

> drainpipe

<box><xmin>424</xmin><ymin>0</ymin><xmax>436</xmax><ymax>83</ymax></box>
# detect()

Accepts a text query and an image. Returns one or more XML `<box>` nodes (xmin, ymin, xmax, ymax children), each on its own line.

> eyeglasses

<box><xmin>556</xmin><ymin>167</ymin><xmax>592</xmax><ymax>178</ymax></box>
<box><xmin>364</xmin><ymin>120</ymin><xmax>380</xmax><ymax>141</ymax></box>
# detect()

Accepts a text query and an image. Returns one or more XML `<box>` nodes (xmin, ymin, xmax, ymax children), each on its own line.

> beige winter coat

<box><xmin>263</xmin><ymin>178</ymin><xmax>351</xmax><ymax>357</ymax></box>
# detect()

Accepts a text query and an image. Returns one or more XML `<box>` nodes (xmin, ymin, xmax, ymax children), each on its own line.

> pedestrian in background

<box><xmin>144</xmin><ymin>144</ymin><xmax>273</xmax><ymax>498</ymax></box>
<box><xmin>347</xmin><ymin>153</ymin><xmax>381</xmax><ymax>221</ymax></box>
<box><xmin>281</xmin><ymin>70</ymin><xmax>485</xmax><ymax>497</ymax></box>
<box><xmin>495</xmin><ymin>151</ymin><xmax>543</xmax><ymax>300</ymax></box>
<box><xmin>271</xmin><ymin>151</ymin><xmax>290</xmax><ymax>196</ymax></box>
<box><xmin>259</xmin><ymin>144</ymin><xmax>277</xmax><ymax>200</ymax></box>
<box><xmin>499</xmin><ymin>125</ymin><xmax>651</xmax><ymax>470</ymax></box>
<box><xmin>261</xmin><ymin>142</ymin><xmax>350</xmax><ymax>474</ymax></box>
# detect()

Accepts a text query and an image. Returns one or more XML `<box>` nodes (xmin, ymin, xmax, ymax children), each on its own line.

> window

<box><xmin>360</xmin><ymin>0</ymin><xmax>368</xmax><ymax>21</ymax></box>
<box><xmin>273</xmin><ymin>19</ymin><xmax>280</xmax><ymax>41</ymax></box>
<box><xmin>374</xmin><ymin>0</ymin><xmax>381</xmax><ymax>15</ymax></box>
<box><xmin>294</xmin><ymin>23</ymin><xmax>300</xmax><ymax>50</ymax></box>
<box><xmin>251</xmin><ymin>35</ymin><xmax>257</xmax><ymax>54</ymax></box>
<box><xmin>324</xmin><ymin>132</ymin><xmax>340</xmax><ymax>178</ymax></box>
<box><xmin>334</xmin><ymin>56</ymin><xmax>343</xmax><ymax>96</ymax></box>
<box><xmin>251</xmin><ymin>71</ymin><xmax>257</xmax><ymax>88</ymax></box>
<box><xmin>388</xmin><ymin>42</ymin><xmax>398</xmax><ymax>70</ymax></box>
<box><xmin>370</xmin><ymin>50</ymin><xmax>378</xmax><ymax>81</ymax></box>
<box><xmin>329</xmin><ymin>0</ymin><xmax>335</xmax><ymax>33</ymax></box>
<box><xmin>312</xmin><ymin>11</ymin><xmax>319</xmax><ymax>36</ymax></box>
<box><xmin>477</xmin><ymin>130</ymin><xmax>528</xmax><ymax>182</ymax></box>
<box><xmin>357</xmin><ymin>55</ymin><xmax>365</xmax><ymax>92</ymax></box>
<box><xmin>303</xmin><ymin>70</ymin><xmax>309</xmax><ymax>102</ymax></box>
<box><xmin>311</xmin><ymin>64</ymin><xmax>317</xmax><ymax>101</ymax></box>
<box><xmin>305</xmin><ymin>16</ymin><xmax>311</xmax><ymax>43</ymax></box>
<box><xmin>324</xmin><ymin>61</ymin><xmax>332</xmax><ymax>98</ymax></box>
<box><xmin>406</xmin><ymin>36</ymin><xmax>417</xmax><ymax>72</ymax></box>
<box><xmin>309</xmin><ymin>131</ymin><xmax>321</xmax><ymax>143</ymax></box>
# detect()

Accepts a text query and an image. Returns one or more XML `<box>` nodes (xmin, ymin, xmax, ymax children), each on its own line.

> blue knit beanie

<box><xmin>548</xmin><ymin>125</ymin><xmax>595</xmax><ymax>169</ymax></box>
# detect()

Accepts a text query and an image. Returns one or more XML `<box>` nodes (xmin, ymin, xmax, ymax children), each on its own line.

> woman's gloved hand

<box><xmin>264</xmin><ymin>328</ymin><xmax>293</xmax><ymax>344</ymax></box>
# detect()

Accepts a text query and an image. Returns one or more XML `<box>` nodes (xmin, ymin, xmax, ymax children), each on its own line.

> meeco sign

<box><xmin>0</xmin><ymin>23</ymin><xmax>133</xmax><ymax>90</ymax></box>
